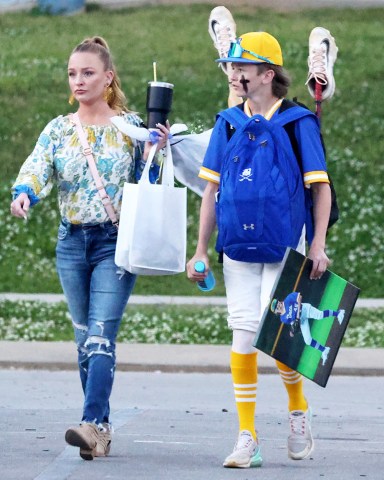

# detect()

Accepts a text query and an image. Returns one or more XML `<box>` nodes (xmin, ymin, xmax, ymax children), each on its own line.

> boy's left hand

<box><xmin>308</xmin><ymin>242</ymin><xmax>330</xmax><ymax>280</ymax></box>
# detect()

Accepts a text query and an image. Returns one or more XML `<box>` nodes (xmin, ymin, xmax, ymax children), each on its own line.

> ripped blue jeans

<box><xmin>56</xmin><ymin>221</ymin><xmax>136</xmax><ymax>424</ymax></box>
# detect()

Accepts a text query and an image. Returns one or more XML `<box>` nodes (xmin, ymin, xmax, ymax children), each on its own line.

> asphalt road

<box><xmin>1</xmin><ymin>369</ymin><xmax>383</xmax><ymax>480</ymax></box>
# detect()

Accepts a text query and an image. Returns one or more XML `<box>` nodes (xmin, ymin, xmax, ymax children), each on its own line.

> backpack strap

<box><xmin>275</xmin><ymin>102</ymin><xmax>320</xmax><ymax>175</ymax></box>
<box><xmin>217</xmin><ymin>106</ymin><xmax>248</xmax><ymax>130</ymax></box>
<box><xmin>219</xmin><ymin>102</ymin><xmax>316</xmax><ymax>138</ymax></box>
<box><xmin>272</xmin><ymin>104</ymin><xmax>316</xmax><ymax>127</ymax></box>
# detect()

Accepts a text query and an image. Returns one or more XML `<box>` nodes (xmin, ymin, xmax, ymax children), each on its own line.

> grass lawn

<box><xmin>0</xmin><ymin>300</ymin><xmax>382</xmax><ymax>348</ymax></box>
<box><xmin>0</xmin><ymin>4</ymin><xmax>383</xmax><ymax>298</ymax></box>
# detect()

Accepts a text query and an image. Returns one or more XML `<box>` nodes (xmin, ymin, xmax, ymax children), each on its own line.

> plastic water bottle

<box><xmin>194</xmin><ymin>261</ymin><xmax>216</xmax><ymax>292</ymax></box>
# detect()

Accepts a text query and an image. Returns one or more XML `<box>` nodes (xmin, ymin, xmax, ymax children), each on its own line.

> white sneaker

<box><xmin>288</xmin><ymin>409</ymin><xmax>314</xmax><ymax>460</ymax></box>
<box><xmin>223</xmin><ymin>430</ymin><xmax>262</xmax><ymax>468</ymax></box>
<box><xmin>305</xmin><ymin>27</ymin><xmax>338</xmax><ymax>101</ymax></box>
<box><xmin>337</xmin><ymin>309</ymin><xmax>345</xmax><ymax>325</ymax></box>
<box><xmin>208</xmin><ymin>6</ymin><xmax>236</xmax><ymax>75</ymax></box>
<box><xmin>321</xmin><ymin>346</ymin><xmax>331</xmax><ymax>365</ymax></box>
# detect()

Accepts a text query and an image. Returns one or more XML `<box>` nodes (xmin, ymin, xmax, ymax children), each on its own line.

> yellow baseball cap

<box><xmin>217</xmin><ymin>31</ymin><xmax>283</xmax><ymax>66</ymax></box>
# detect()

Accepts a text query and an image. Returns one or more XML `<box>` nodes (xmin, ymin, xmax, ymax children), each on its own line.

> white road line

<box><xmin>134</xmin><ymin>440</ymin><xmax>197</xmax><ymax>445</ymax></box>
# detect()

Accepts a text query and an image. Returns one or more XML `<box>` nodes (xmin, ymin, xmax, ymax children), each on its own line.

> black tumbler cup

<box><xmin>146</xmin><ymin>81</ymin><xmax>174</xmax><ymax>128</ymax></box>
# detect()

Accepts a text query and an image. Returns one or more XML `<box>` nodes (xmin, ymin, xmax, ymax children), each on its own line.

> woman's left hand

<box><xmin>153</xmin><ymin>121</ymin><xmax>171</xmax><ymax>150</ymax></box>
<box><xmin>143</xmin><ymin>121</ymin><xmax>170</xmax><ymax>159</ymax></box>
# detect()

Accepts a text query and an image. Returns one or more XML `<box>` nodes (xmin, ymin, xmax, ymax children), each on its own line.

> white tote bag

<box><xmin>115</xmin><ymin>141</ymin><xmax>187</xmax><ymax>275</ymax></box>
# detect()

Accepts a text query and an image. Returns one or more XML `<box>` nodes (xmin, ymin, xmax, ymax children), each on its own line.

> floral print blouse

<box><xmin>12</xmin><ymin>112</ymin><xmax>156</xmax><ymax>224</ymax></box>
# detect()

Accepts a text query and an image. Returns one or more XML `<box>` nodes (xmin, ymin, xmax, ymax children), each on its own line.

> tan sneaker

<box><xmin>94</xmin><ymin>423</ymin><xmax>112</xmax><ymax>458</ymax></box>
<box><xmin>65</xmin><ymin>422</ymin><xmax>112</xmax><ymax>461</ymax></box>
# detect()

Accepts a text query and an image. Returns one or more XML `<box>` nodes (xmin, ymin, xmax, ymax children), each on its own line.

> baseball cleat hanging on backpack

<box><xmin>306</xmin><ymin>27</ymin><xmax>338</xmax><ymax>103</ymax></box>
<box><xmin>208</xmin><ymin>6</ymin><xmax>237</xmax><ymax>75</ymax></box>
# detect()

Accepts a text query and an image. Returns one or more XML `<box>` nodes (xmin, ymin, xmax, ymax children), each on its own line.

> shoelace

<box><xmin>289</xmin><ymin>412</ymin><xmax>306</xmax><ymax>436</ymax></box>
<box><xmin>235</xmin><ymin>433</ymin><xmax>254</xmax><ymax>451</ymax></box>
<box><xmin>306</xmin><ymin>46</ymin><xmax>328</xmax><ymax>85</ymax></box>
<box><xmin>214</xmin><ymin>25</ymin><xmax>235</xmax><ymax>57</ymax></box>
<box><xmin>99</xmin><ymin>422</ymin><xmax>114</xmax><ymax>433</ymax></box>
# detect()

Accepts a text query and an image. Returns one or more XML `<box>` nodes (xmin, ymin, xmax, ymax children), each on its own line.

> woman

<box><xmin>10</xmin><ymin>36</ymin><xmax>169</xmax><ymax>460</ymax></box>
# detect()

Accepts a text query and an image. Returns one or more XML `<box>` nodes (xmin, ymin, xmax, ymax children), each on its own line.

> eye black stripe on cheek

<box><xmin>240</xmin><ymin>75</ymin><xmax>250</xmax><ymax>93</ymax></box>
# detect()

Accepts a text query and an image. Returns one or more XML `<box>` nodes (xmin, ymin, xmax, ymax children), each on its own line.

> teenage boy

<box><xmin>187</xmin><ymin>31</ymin><xmax>332</xmax><ymax>468</ymax></box>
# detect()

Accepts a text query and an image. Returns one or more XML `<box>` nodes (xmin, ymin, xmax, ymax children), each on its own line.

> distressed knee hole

<box><xmin>84</xmin><ymin>336</ymin><xmax>113</xmax><ymax>358</ymax></box>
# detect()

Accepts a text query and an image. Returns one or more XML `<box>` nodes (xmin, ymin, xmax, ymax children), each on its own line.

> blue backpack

<box><xmin>215</xmin><ymin>105</ymin><xmax>317</xmax><ymax>263</ymax></box>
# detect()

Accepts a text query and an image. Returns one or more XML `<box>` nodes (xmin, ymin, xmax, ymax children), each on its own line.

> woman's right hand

<box><xmin>10</xmin><ymin>193</ymin><xmax>30</xmax><ymax>219</ymax></box>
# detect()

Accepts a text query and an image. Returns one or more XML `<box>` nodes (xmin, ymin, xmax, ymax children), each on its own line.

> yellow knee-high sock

<box><xmin>230</xmin><ymin>351</ymin><xmax>258</xmax><ymax>439</ymax></box>
<box><xmin>276</xmin><ymin>360</ymin><xmax>308</xmax><ymax>412</ymax></box>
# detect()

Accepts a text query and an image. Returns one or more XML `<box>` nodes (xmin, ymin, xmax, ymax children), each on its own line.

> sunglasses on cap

<box><xmin>227</xmin><ymin>41</ymin><xmax>274</xmax><ymax>64</ymax></box>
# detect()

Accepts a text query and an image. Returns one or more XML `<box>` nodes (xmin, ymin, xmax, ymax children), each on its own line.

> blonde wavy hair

<box><xmin>71</xmin><ymin>36</ymin><xmax>129</xmax><ymax>113</ymax></box>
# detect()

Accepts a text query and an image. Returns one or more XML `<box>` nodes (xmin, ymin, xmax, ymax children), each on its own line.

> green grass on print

<box><xmin>298</xmin><ymin>274</ymin><xmax>347</xmax><ymax>378</ymax></box>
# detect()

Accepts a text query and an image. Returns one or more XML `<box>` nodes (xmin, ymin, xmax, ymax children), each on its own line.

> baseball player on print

<box><xmin>270</xmin><ymin>292</ymin><xmax>345</xmax><ymax>365</ymax></box>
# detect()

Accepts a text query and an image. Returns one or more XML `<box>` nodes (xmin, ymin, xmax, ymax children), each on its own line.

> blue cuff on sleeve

<box><xmin>12</xmin><ymin>185</ymin><xmax>40</xmax><ymax>206</ymax></box>
<box><xmin>135</xmin><ymin>160</ymin><xmax>160</xmax><ymax>184</ymax></box>
<box><xmin>149</xmin><ymin>163</ymin><xmax>160</xmax><ymax>184</ymax></box>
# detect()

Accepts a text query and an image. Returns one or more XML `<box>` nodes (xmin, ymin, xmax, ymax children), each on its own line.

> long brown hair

<box><xmin>71</xmin><ymin>36</ymin><xmax>128</xmax><ymax>113</ymax></box>
<box><xmin>257</xmin><ymin>63</ymin><xmax>291</xmax><ymax>98</ymax></box>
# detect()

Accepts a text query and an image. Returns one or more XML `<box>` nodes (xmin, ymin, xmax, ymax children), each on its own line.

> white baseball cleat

<box><xmin>305</xmin><ymin>27</ymin><xmax>338</xmax><ymax>101</ymax></box>
<box><xmin>321</xmin><ymin>346</ymin><xmax>331</xmax><ymax>365</ymax></box>
<box><xmin>337</xmin><ymin>309</ymin><xmax>345</xmax><ymax>325</ymax></box>
<box><xmin>208</xmin><ymin>6</ymin><xmax>236</xmax><ymax>75</ymax></box>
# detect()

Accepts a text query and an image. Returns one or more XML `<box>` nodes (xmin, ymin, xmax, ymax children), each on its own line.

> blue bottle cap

<box><xmin>194</xmin><ymin>261</ymin><xmax>205</xmax><ymax>273</ymax></box>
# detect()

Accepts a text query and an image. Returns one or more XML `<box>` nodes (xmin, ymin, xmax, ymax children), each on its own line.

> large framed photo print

<box><xmin>253</xmin><ymin>248</ymin><xmax>360</xmax><ymax>387</ymax></box>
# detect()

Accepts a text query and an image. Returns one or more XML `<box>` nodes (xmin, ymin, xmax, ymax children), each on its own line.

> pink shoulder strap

<box><xmin>71</xmin><ymin>113</ymin><xmax>119</xmax><ymax>226</ymax></box>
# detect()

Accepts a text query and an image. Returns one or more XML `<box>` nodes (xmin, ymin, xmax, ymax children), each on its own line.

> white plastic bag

<box><xmin>111</xmin><ymin>115</ymin><xmax>211</xmax><ymax>197</ymax></box>
<box><xmin>115</xmin><ymin>142</ymin><xmax>187</xmax><ymax>275</ymax></box>
<box><xmin>170</xmin><ymin>129</ymin><xmax>212</xmax><ymax>196</ymax></box>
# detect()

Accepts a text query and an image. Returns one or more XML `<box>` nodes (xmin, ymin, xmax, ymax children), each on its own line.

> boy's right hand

<box><xmin>186</xmin><ymin>255</ymin><xmax>209</xmax><ymax>283</ymax></box>
<box><xmin>10</xmin><ymin>193</ymin><xmax>30</xmax><ymax>219</ymax></box>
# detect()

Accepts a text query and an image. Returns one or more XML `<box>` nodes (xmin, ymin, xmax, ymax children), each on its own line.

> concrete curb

<box><xmin>1</xmin><ymin>293</ymin><xmax>384</xmax><ymax>308</ymax></box>
<box><xmin>1</xmin><ymin>341</ymin><xmax>383</xmax><ymax>376</ymax></box>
